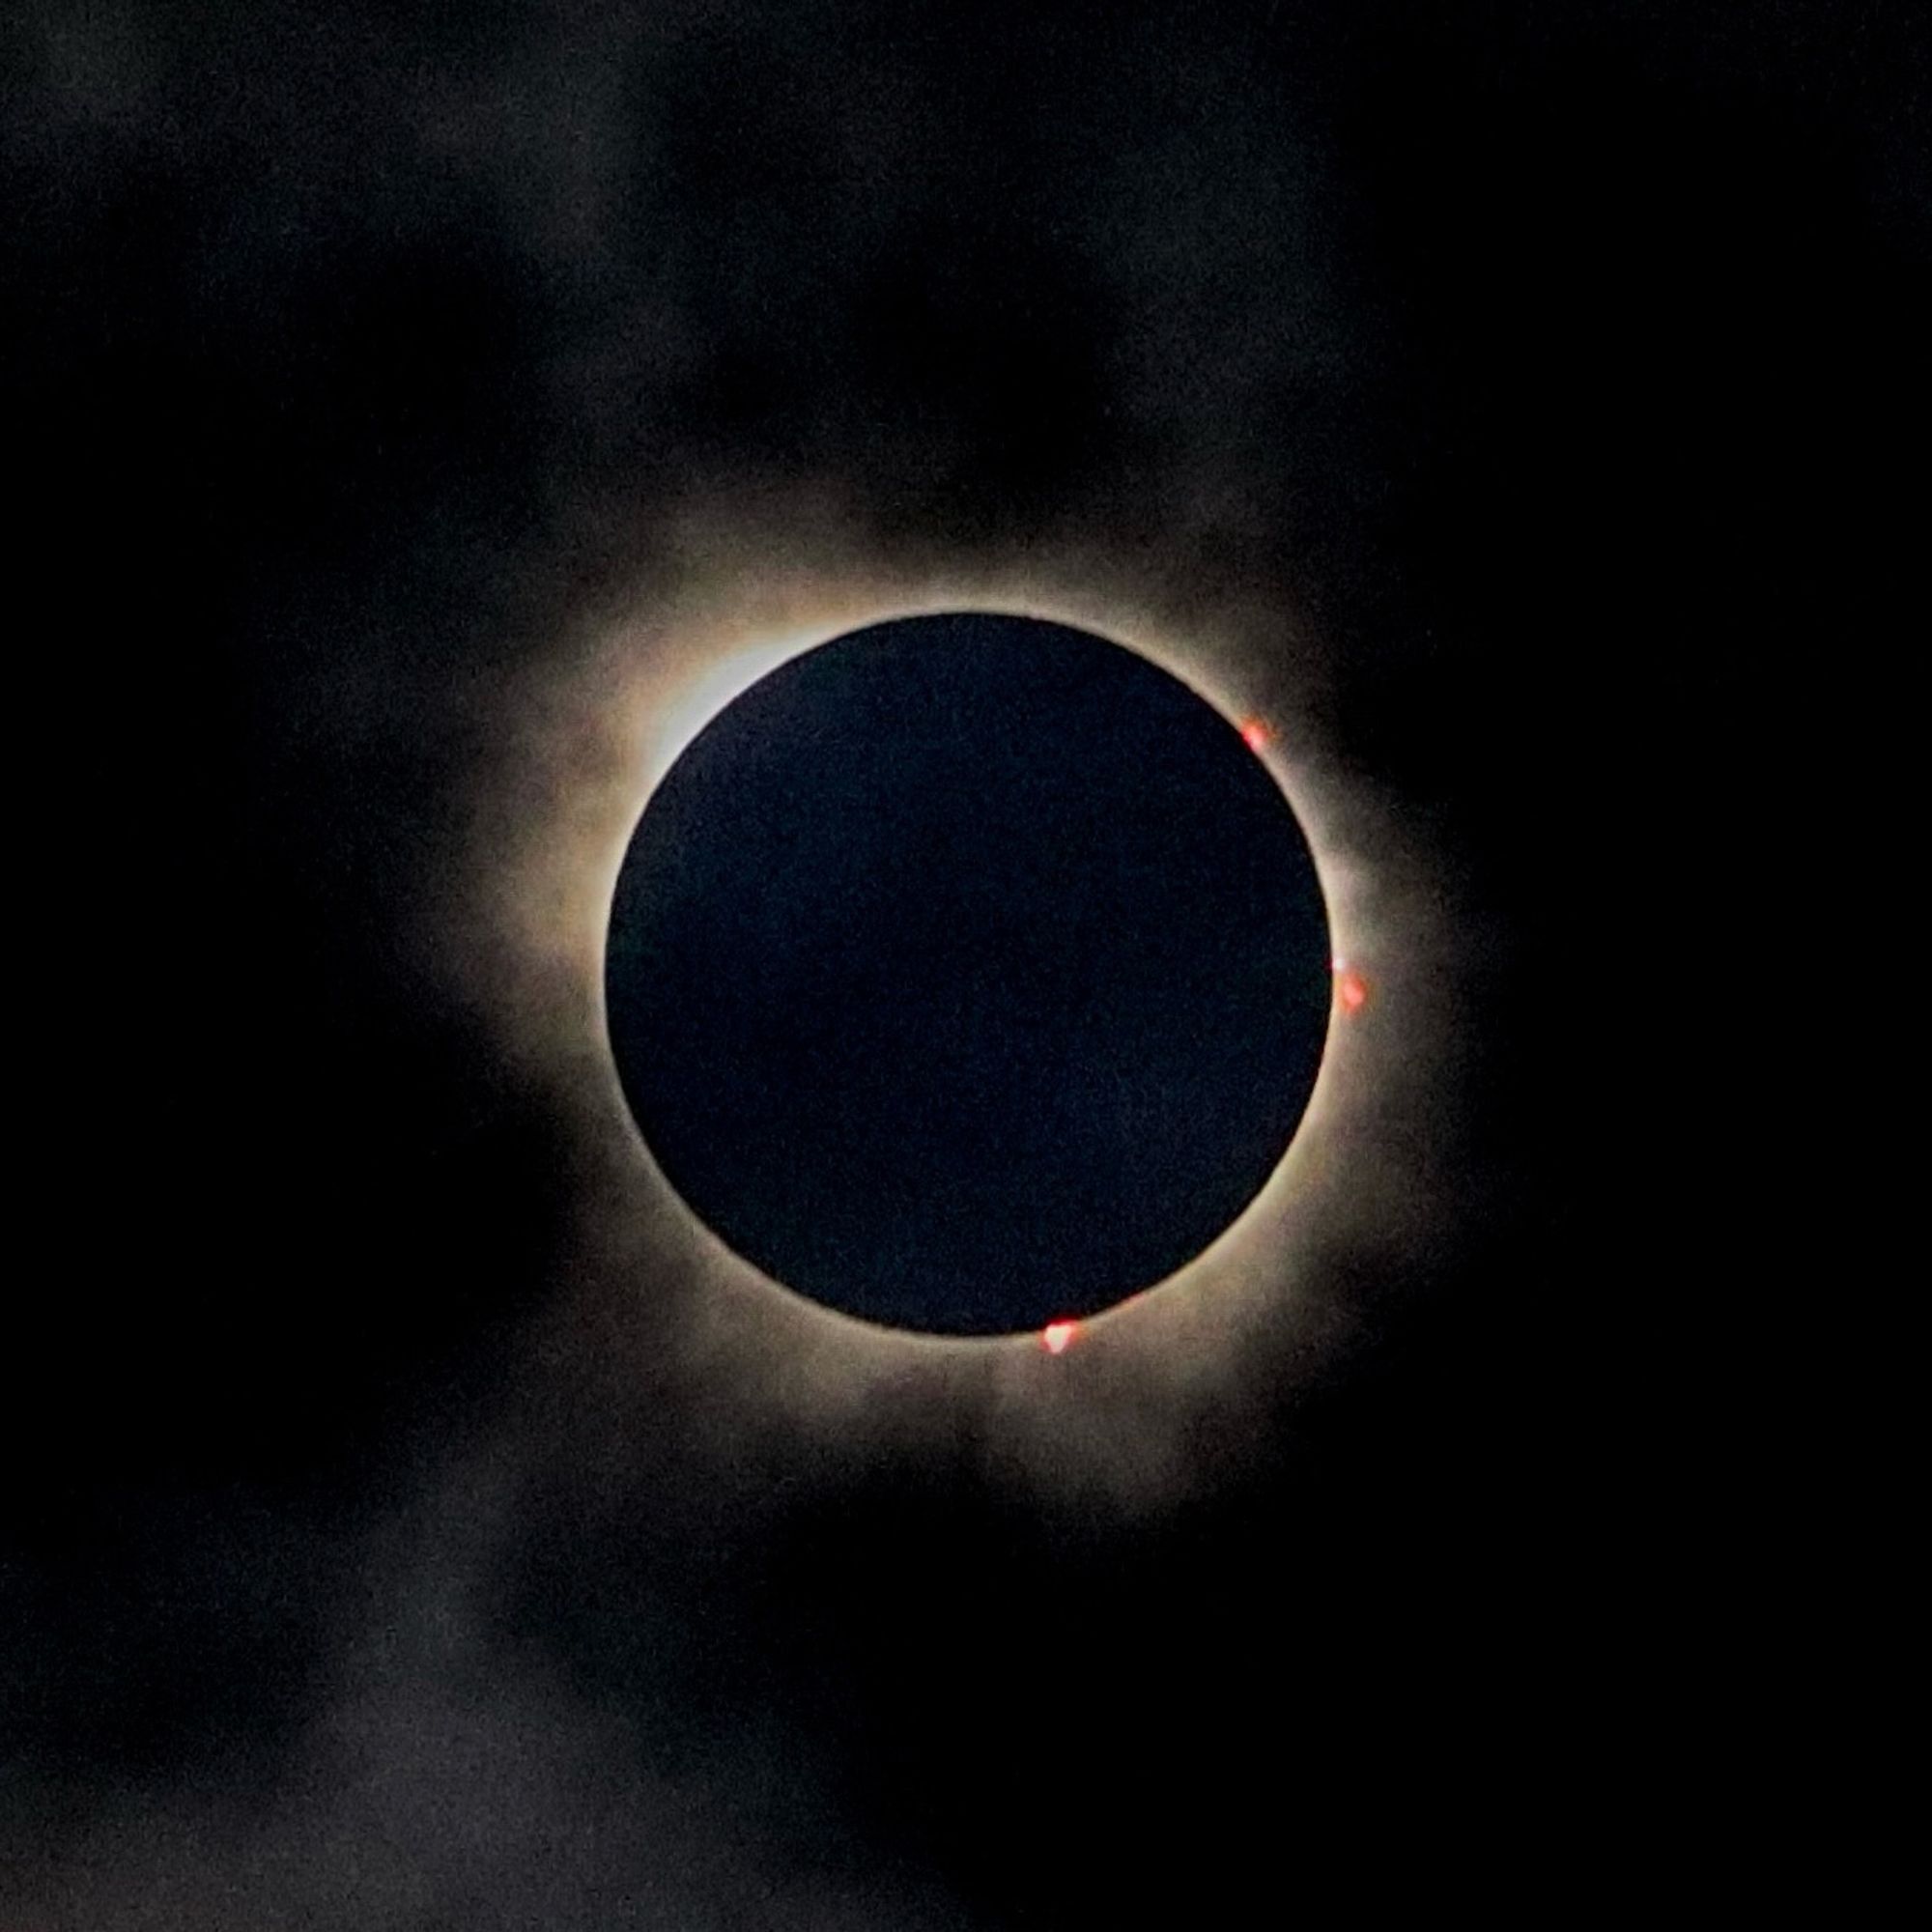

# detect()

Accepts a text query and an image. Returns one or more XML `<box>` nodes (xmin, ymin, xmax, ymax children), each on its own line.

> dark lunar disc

<box><xmin>605</xmin><ymin>613</ymin><xmax>1331</xmax><ymax>1335</ymax></box>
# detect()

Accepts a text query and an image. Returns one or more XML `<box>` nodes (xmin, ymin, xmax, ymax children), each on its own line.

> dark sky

<box><xmin>4</xmin><ymin>2</ymin><xmax>1921</xmax><ymax>1925</ymax></box>
<box><xmin>606</xmin><ymin>612</ymin><xmax>1330</xmax><ymax>1335</ymax></box>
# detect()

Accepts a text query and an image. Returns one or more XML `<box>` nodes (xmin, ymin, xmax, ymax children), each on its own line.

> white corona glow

<box><xmin>451</xmin><ymin>548</ymin><xmax>1453</xmax><ymax>1505</ymax></box>
<box><xmin>643</xmin><ymin>627</ymin><xmax>841</xmax><ymax>789</ymax></box>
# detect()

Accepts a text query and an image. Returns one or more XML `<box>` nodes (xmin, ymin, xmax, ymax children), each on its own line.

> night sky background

<box><xmin>4</xmin><ymin>2</ymin><xmax>1922</xmax><ymax>1926</ymax></box>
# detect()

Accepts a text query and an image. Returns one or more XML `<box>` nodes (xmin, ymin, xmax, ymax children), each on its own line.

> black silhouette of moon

<box><xmin>605</xmin><ymin>612</ymin><xmax>1331</xmax><ymax>1334</ymax></box>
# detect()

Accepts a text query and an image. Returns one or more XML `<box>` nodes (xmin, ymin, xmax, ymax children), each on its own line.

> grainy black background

<box><xmin>4</xmin><ymin>3</ymin><xmax>1921</xmax><ymax>1924</ymax></box>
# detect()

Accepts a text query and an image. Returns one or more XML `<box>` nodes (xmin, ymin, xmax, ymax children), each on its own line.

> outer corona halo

<box><xmin>461</xmin><ymin>557</ymin><xmax>1426</xmax><ymax>1478</ymax></box>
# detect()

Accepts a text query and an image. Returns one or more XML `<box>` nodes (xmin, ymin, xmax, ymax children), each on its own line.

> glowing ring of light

<box><xmin>447</xmin><ymin>549</ymin><xmax>1453</xmax><ymax>1499</ymax></box>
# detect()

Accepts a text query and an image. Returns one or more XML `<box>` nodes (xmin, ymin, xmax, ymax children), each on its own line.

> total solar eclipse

<box><xmin>604</xmin><ymin>612</ymin><xmax>1333</xmax><ymax>1336</ymax></box>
